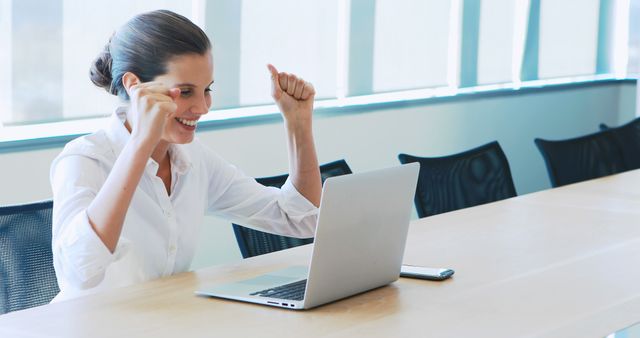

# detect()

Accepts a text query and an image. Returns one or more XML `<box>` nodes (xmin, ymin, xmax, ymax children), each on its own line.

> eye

<box><xmin>180</xmin><ymin>89</ymin><xmax>193</xmax><ymax>97</ymax></box>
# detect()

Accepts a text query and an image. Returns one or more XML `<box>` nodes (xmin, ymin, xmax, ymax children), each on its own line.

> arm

<box><xmin>87</xmin><ymin>78</ymin><xmax>180</xmax><ymax>252</ymax></box>
<box><xmin>85</xmin><ymin>138</ymin><xmax>153</xmax><ymax>252</ymax></box>
<box><xmin>267</xmin><ymin>64</ymin><xmax>322</xmax><ymax>207</ymax></box>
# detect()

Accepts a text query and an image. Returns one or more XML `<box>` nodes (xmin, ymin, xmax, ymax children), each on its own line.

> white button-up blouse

<box><xmin>50</xmin><ymin>108</ymin><xmax>318</xmax><ymax>302</ymax></box>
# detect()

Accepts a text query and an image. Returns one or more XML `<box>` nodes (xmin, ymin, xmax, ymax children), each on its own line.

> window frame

<box><xmin>0</xmin><ymin>0</ymin><xmax>632</xmax><ymax>151</ymax></box>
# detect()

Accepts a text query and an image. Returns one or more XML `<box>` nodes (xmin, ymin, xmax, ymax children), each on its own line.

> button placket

<box><xmin>148</xmin><ymin>164</ymin><xmax>178</xmax><ymax>276</ymax></box>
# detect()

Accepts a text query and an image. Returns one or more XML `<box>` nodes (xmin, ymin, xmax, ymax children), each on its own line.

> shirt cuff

<box><xmin>57</xmin><ymin>210</ymin><xmax>130</xmax><ymax>288</ymax></box>
<box><xmin>279</xmin><ymin>178</ymin><xmax>319</xmax><ymax>222</ymax></box>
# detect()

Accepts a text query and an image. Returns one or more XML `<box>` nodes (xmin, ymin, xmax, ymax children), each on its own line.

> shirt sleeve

<box><xmin>50</xmin><ymin>154</ymin><xmax>131</xmax><ymax>289</ymax></box>
<box><xmin>202</xmin><ymin>146</ymin><xmax>318</xmax><ymax>238</ymax></box>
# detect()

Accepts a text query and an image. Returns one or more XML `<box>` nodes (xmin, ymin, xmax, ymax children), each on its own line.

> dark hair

<box><xmin>89</xmin><ymin>10</ymin><xmax>211</xmax><ymax>100</ymax></box>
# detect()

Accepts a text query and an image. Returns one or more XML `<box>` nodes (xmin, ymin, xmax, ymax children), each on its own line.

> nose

<box><xmin>191</xmin><ymin>93</ymin><xmax>211</xmax><ymax>115</ymax></box>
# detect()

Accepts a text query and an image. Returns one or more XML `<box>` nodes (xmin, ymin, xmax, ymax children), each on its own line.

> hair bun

<box><xmin>89</xmin><ymin>42</ymin><xmax>115</xmax><ymax>95</ymax></box>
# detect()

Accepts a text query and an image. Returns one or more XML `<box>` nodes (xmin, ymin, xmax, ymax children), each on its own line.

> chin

<box><xmin>173</xmin><ymin>136</ymin><xmax>195</xmax><ymax>144</ymax></box>
<box><xmin>166</xmin><ymin>133</ymin><xmax>195</xmax><ymax>145</ymax></box>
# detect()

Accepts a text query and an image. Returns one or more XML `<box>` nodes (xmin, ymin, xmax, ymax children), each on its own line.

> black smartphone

<box><xmin>400</xmin><ymin>265</ymin><xmax>455</xmax><ymax>281</ymax></box>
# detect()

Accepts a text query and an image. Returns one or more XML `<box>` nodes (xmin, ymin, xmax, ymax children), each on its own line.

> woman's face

<box><xmin>153</xmin><ymin>50</ymin><xmax>214</xmax><ymax>145</ymax></box>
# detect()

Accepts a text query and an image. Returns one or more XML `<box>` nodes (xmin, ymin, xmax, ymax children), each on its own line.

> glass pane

<box><xmin>0</xmin><ymin>0</ymin><xmax>12</xmax><ymax>125</ymax></box>
<box><xmin>239</xmin><ymin>0</ymin><xmax>339</xmax><ymax>106</ymax></box>
<box><xmin>477</xmin><ymin>0</ymin><xmax>516</xmax><ymax>85</ymax></box>
<box><xmin>1</xmin><ymin>0</ymin><xmax>198</xmax><ymax>125</ymax></box>
<box><xmin>538</xmin><ymin>0</ymin><xmax>600</xmax><ymax>79</ymax></box>
<box><xmin>627</xmin><ymin>0</ymin><xmax>640</xmax><ymax>76</ymax></box>
<box><xmin>373</xmin><ymin>0</ymin><xmax>452</xmax><ymax>92</ymax></box>
<box><xmin>10</xmin><ymin>0</ymin><xmax>63</xmax><ymax>125</ymax></box>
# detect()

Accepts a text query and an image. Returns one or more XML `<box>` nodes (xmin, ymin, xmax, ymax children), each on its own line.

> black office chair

<box><xmin>0</xmin><ymin>200</ymin><xmax>59</xmax><ymax>314</ymax></box>
<box><xmin>535</xmin><ymin>129</ymin><xmax>627</xmax><ymax>188</ymax></box>
<box><xmin>603</xmin><ymin>117</ymin><xmax>640</xmax><ymax>171</ymax></box>
<box><xmin>232</xmin><ymin>159</ymin><xmax>353</xmax><ymax>258</ymax></box>
<box><xmin>398</xmin><ymin>141</ymin><xmax>517</xmax><ymax>218</ymax></box>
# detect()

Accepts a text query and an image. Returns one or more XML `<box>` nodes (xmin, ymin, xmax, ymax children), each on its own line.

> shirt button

<box><xmin>164</xmin><ymin>209</ymin><xmax>173</xmax><ymax>218</ymax></box>
<box><xmin>169</xmin><ymin>245</ymin><xmax>177</xmax><ymax>254</ymax></box>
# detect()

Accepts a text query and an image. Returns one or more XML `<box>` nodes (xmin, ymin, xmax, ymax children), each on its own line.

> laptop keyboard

<box><xmin>250</xmin><ymin>279</ymin><xmax>307</xmax><ymax>301</ymax></box>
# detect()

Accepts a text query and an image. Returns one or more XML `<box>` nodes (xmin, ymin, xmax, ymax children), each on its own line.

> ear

<box><xmin>122</xmin><ymin>72</ymin><xmax>141</xmax><ymax>97</ymax></box>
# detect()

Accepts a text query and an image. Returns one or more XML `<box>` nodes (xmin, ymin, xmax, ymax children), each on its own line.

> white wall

<box><xmin>0</xmin><ymin>81</ymin><xmax>635</xmax><ymax>269</ymax></box>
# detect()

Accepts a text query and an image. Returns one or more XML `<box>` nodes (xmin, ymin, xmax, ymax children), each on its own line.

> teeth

<box><xmin>176</xmin><ymin>117</ymin><xmax>198</xmax><ymax>127</ymax></box>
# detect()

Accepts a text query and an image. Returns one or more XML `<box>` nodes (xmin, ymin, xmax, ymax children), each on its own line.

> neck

<box><xmin>151</xmin><ymin>141</ymin><xmax>171</xmax><ymax>165</ymax></box>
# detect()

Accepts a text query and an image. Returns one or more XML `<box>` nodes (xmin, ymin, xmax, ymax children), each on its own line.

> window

<box><xmin>0</xmin><ymin>0</ymin><xmax>12</xmax><ymax>125</ymax></box>
<box><xmin>538</xmin><ymin>0</ymin><xmax>600</xmax><ymax>79</ymax></box>
<box><xmin>0</xmin><ymin>0</ymin><xmax>632</xmax><ymax>133</ymax></box>
<box><xmin>626</xmin><ymin>0</ymin><xmax>639</xmax><ymax>76</ymax></box>
<box><xmin>237</xmin><ymin>0</ymin><xmax>340</xmax><ymax>106</ymax></box>
<box><xmin>476</xmin><ymin>0</ymin><xmax>518</xmax><ymax>85</ymax></box>
<box><xmin>372</xmin><ymin>0</ymin><xmax>453</xmax><ymax>92</ymax></box>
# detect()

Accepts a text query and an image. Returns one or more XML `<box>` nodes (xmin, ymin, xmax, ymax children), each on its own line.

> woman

<box><xmin>50</xmin><ymin>10</ymin><xmax>321</xmax><ymax>302</ymax></box>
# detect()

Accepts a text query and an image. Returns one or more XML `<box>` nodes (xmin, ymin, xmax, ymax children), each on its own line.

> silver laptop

<box><xmin>196</xmin><ymin>163</ymin><xmax>419</xmax><ymax>310</ymax></box>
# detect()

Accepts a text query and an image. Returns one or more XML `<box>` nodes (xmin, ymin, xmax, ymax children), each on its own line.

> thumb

<box><xmin>168</xmin><ymin>88</ymin><xmax>181</xmax><ymax>101</ymax></box>
<box><xmin>267</xmin><ymin>64</ymin><xmax>282</xmax><ymax>100</ymax></box>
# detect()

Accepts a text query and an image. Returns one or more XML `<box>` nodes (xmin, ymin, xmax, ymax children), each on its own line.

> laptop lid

<box><xmin>302</xmin><ymin>162</ymin><xmax>419</xmax><ymax>308</ymax></box>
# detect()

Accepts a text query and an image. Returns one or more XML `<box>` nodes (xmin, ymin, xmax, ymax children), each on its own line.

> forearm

<box><xmin>266</xmin><ymin>64</ymin><xmax>321</xmax><ymax>206</ymax></box>
<box><xmin>285</xmin><ymin>118</ymin><xmax>322</xmax><ymax>207</ymax></box>
<box><xmin>86</xmin><ymin>137</ymin><xmax>154</xmax><ymax>252</ymax></box>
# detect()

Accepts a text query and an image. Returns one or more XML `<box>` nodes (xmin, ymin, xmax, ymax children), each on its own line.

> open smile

<box><xmin>175</xmin><ymin>117</ymin><xmax>198</xmax><ymax>127</ymax></box>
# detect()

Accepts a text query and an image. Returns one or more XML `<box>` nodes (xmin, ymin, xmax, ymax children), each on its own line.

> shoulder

<box><xmin>185</xmin><ymin>137</ymin><xmax>227</xmax><ymax>166</ymax></box>
<box><xmin>51</xmin><ymin>130</ymin><xmax>114</xmax><ymax>170</ymax></box>
<box><xmin>183</xmin><ymin>137</ymin><xmax>241</xmax><ymax>179</ymax></box>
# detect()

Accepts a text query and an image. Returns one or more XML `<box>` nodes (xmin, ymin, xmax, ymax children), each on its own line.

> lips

<box><xmin>175</xmin><ymin>117</ymin><xmax>198</xmax><ymax>127</ymax></box>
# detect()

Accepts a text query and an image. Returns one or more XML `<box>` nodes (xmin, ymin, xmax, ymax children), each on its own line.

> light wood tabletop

<box><xmin>2</xmin><ymin>170</ymin><xmax>640</xmax><ymax>338</ymax></box>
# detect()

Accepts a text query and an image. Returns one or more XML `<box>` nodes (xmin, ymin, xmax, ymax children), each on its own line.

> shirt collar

<box><xmin>104</xmin><ymin>106</ymin><xmax>131</xmax><ymax>159</ymax></box>
<box><xmin>104</xmin><ymin>106</ymin><xmax>193</xmax><ymax>175</ymax></box>
<box><xmin>168</xmin><ymin>143</ymin><xmax>192</xmax><ymax>176</ymax></box>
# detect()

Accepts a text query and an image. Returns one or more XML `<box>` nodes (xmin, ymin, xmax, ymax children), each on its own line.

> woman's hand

<box><xmin>267</xmin><ymin>64</ymin><xmax>315</xmax><ymax>125</ymax></box>
<box><xmin>127</xmin><ymin>81</ymin><xmax>181</xmax><ymax>148</ymax></box>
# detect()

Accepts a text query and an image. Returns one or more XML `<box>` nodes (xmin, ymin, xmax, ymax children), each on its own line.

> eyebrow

<box><xmin>176</xmin><ymin>81</ymin><xmax>214</xmax><ymax>88</ymax></box>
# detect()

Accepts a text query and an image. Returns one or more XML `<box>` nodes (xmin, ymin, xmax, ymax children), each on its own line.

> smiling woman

<box><xmin>49</xmin><ymin>9</ymin><xmax>322</xmax><ymax>302</ymax></box>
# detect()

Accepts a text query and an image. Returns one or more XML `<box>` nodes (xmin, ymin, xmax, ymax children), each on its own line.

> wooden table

<box><xmin>2</xmin><ymin>170</ymin><xmax>640</xmax><ymax>337</ymax></box>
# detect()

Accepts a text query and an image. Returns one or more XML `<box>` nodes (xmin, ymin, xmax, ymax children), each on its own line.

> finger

<box><xmin>267</xmin><ymin>64</ymin><xmax>283</xmax><ymax>99</ymax></box>
<box><xmin>301</xmin><ymin>82</ymin><xmax>315</xmax><ymax>100</ymax></box>
<box><xmin>286</xmin><ymin>74</ymin><xmax>296</xmax><ymax>96</ymax></box>
<box><xmin>168</xmin><ymin>88</ymin><xmax>181</xmax><ymax>101</ymax></box>
<box><xmin>142</xmin><ymin>93</ymin><xmax>174</xmax><ymax>109</ymax></box>
<box><xmin>134</xmin><ymin>81</ymin><xmax>169</xmax><ymax>92</ymax></box>
<box><xmin>299</xmin><ymin>83</ymin><xmax>307</xmax><ymax>100</ymax></box>
<box><xmin>132</xmin><ymin>82</ymin><xmax>171</xmax><ymax>99</ymax></box>
<box><xmin>129</xmin><ymin>83</ymin><xmax>141</xmax><ymax>98</ymax></box>
<box><xmin>267</xmin><ymin>64</ymin><xmax>279</xmax><ymax>84</ymax></box>
<box><xmin>279</xmin><ymin>72</ymin><xmax>289</xmax><ymax>93</ymax></box>
<box><xmin>158</xmin><ymin>101</ymin><xmax>178</xmax><ymax>118</ymax></box>
<box><xmin>293</xmin><ymin>78</ymin><xmax>305</xmax><ymax>99</ymax></box>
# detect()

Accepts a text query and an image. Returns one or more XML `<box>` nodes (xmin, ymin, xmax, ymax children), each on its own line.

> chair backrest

<box><xmin>398</xmin><ymin>141</ymin><xmax>517</xmax><ymax>218</ymax></box>
<box><xmin>232</xmin><ymin>159</ymin><xmax>353</xmax><ymax>258</ymax></box>
<box><xmin>607</xmin><ymin>117</ymin><xmax>640</xmax><ymax>170</ymax></box>
<box><xmin>535</xmin><ymin>129</ymin><xmax>627</xmax><ymax>188</ymax></box>
<box><xmin>0</xmin><ymin>200</ymin><xmax>59</xmax><ymax>314</ymax></box>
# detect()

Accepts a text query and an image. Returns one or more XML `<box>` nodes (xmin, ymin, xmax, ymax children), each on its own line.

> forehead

<box><xmin>160</xmin><ymin>51</ymin><xmax>214</xmax><ymax>85</ymax></box>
